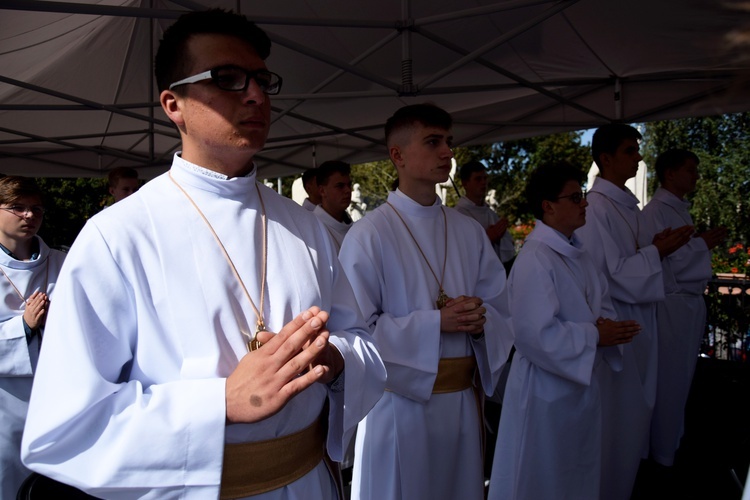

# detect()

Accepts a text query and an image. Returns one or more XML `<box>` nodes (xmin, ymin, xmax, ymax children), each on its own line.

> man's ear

<box><xmin>160</xmin><ymin>89</ymin><xmax>184</xmax><ymax>128</ymax></box>
<box><xmin>389</xmin><ymin>145</ymin><xmax>404</xmax><ymax>168</ymax></box>
<box><xmin>541</xmin><ymin>199</ymin><xmax>554</xmax><ymax>216</ymax></box>
<box><xmin>597</xmin><ymin>152</ymin><xmax>612</xmax><ymax>174</ymax></box>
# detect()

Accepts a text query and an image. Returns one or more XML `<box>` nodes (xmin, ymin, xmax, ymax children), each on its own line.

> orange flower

<box><xmin>732</xmin><ymin>267</ymin><xmax>739</xmax><ymax>273</ymax></box>
<box><xmin>730</xmin><ymin>247</ymin><xmax>737</xmax><ymax>254</ymax></box>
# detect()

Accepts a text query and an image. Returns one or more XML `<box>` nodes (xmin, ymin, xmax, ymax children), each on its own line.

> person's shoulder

<box><xmin>342</xmin><ymin>204</ymin><xmax>389</xmax><ymax>240</ymax></box>
<box><xmin>260</xmin><ymin>182</ymin><xmax>316</xmax><ymax>217</ymax></box>
<box><xmin>446</xmin><ymin>205</ymin><xmax>486</xmax><ymax>234</ymax></box>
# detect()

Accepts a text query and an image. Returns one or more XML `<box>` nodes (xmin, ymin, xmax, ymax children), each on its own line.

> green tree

<box><xmin>350</xmin><ymin>159</ymin><xmax>398</xmax><ymax>211</ymax></box>
<box><xmin>337</xmin><ymin>132</ymin><xmax>590</xmax><ymax>224</ymax></box>
<box><xmin>456</xmin><ymin>131</ymin><xmax>591</xmax><ymax>222</ymax></box>
<box><xmin>35</xmin><ymin>177</ymin><xmax>109</xmax><ymax>249</ymax></box>
<box><xmin>641</xmin><ymin>113</ymin><xmax>750</xmax><ymax>243</ymax></box>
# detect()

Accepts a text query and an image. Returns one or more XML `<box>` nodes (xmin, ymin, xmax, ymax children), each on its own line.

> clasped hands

<box><xmin>486</xmin><ymin>217</ymin><xmax>509</xmax><ymax>243</ymax></box>
<box><xmin>24</xmin><ymin>290</ymin><xmax>49</xmax><ymax>330</ymax></box>
<box><xmin>596</xmin><ymin>317</ymin><xmax>641</xmax><ymax>346</ymax></box>
<box><xmin>652</xmin><ymin>225</ymin><xmax>694</xmax><ymax>258</ymax></box>
<box><xmin>226</xmin><ymin>306</ymin><xmax>344</xmax><ymax>424</ymax></box>
<box><xmin>440</xmin><ymin>295</ymin><xmax>486</xmax><ymax>335</ymax></box>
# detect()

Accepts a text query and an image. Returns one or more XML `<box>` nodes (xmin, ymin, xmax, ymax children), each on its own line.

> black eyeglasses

<box><xmin>556</xmin><ymin>191</ymin><xmax>586</xmax><ymax>204</ymax></box>
<box><xmin>1</xmin><ymin>205</ymin><xmax>45</xmax><ymax>217</ymax></box>
<box><xmin>169</xmin><ymin>65</ymin><xmax>283</xmax><ymax>95</ymax></box>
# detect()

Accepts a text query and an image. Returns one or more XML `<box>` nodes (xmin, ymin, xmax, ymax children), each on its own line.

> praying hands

<box><xmin>225</xmin><ymin>307</ymin><xmax>343</xmax><ymax>424</ymax></box>
<box><xmin>440</xmin><ymin>295</ymin><xmax>486</xmax><ymax>335</ymax></box>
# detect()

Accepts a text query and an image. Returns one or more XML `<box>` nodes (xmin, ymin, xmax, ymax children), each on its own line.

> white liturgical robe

<box><xmin>488</xmin><ymin>221</ymin><xmax>620</xmax><ymax>500</ymax></box>
<box><xmin>21</xmin><ymin>156</ymin><xmax>386</xmax><ymax>500</ymax></box>
<box><xmin>455</xmin><ymin>196</ymin><xmax>516</xmax><ymax>265</ymax></box>
<box><xmin>576</xmin><ymin>177</ymin><xmax>665</xmax><ymax>500</ymax></box>
<box><xmin>642</xmin><ymin>187</ymin><xmax>712</xmax><ymax>466</ymax></box>
<box><xmin>0</xmin><ymin>237</ymin><xmax>65</xmax><ymax>499</ymax></box>
<box><xmin>339</xmin><ymin>190</ymin><xmax>513</xmax><ymax>500</ymax></box>
<box><xmin>313</xmin><ymin>205</ymin><xmax>352</xmax><ymax>252</ymax></box>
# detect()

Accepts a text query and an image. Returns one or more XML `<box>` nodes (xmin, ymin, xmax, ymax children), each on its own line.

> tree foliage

<box><xmin>35</xmin><ymin>177</ymin><xmax>109</xmax><ymax>249</ymax></box>
<box><xmin>28</xmin><ymin>114</ymin><xmax>749</xmax><ymax>253</ymax></box>
<box><xmin>455</xmin><ymin>131</ymin><xmax>591</xmax><ymax>222</ymax></box>
<box><xmin>641</xmin><ymin>112</ymin><xmax>750</xmax><ymax>244</ymax></box>
<box><xmin>350</xmin><ymin>159</ymin><xmax>398</xmax><ymax>210</ymax></box>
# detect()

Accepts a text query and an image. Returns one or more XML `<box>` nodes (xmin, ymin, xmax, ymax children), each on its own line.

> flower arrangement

<box><xmin>509</xmin><ymin>221</ymin><xmax>535</xmax><ymax>249</ymax></box>
<box><xmin>711</xmin><ymin>242</ymin><xmax>750</xmax><ymax>276</ymax></box>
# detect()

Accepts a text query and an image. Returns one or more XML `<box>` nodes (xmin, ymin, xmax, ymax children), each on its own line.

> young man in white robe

<box><xmin>576</xmin><ymin>124</ymin><xmax>694</xmax><ymax>500</ymax></box>
<box><xmin>339</xmin><ymin>103</ymin><xmax>513</xmax><ymax>500</ymax></box>
<box><xmin>107</xmin><ymin>166</ymin><xmax>140</xmax><ymax>204</ymax></box>
<box><xmin>20</xmin><ymin>10</ymin><xmax>385</xmax><ymax>499</ymax></box>
<box><xmin>455</xmin><ymin>160</ymin><xmax>516</xmax><ymax>273</ymax></box>
<box><xmin>641</xmin><ymin>149</ymin><xmax>726</xmax><ymax>468</ymax></box>
<box><xmin>0</xmin><ymin>176</ymin><xmax>66</xmax><ymax>499</ymax></box>
<box><xmin>488</xmin><ymin>162</ymin><xmax>641</xmax><ymax>500</ymax></box>
<box><xmin>313</xmin><ymin>161</ymin><xmax>354</xmax><ymax>252</ymax></box>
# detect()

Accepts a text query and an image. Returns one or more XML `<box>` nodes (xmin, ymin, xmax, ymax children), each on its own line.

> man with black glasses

<box><xmin>21</xmin><ymin>10</ymin><xmax>385</xmax><ymax>499</ymax></box>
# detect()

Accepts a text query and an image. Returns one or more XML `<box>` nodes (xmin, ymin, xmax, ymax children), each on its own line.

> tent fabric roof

<box><xmin>1</xmin><ymin>0</ymin><xmax>749</xmax><ymax>179</ymax></box>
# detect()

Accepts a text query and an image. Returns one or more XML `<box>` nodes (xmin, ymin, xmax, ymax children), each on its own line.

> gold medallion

<box><xmin>248</xmin><ymin>322</ymin><xmax>266</xmax><ymax>352</ymax></box>
<box><xmin>436</xmin><ymin>289</ymin><xmax>450</xmax><ymax>309</ymax></box>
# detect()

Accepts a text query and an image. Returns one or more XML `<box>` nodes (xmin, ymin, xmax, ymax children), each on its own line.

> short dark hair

<box><xmin>525</xmin><ymin>162</ymin><xmax>585</xmax><ymax>220</ymax></box>
<box><xmin>154</xmin><ymin>9</ymin><xmax>272</xmax><ymax>93</ymax></box>
<box><xmin>384</xmin><ymin>103</ymin><xmax>452</xmax><ymax>146</ymax></box>
<box><xmin>107</xmin><ymin>167</ymin><xmax>138</xmax><ymax>189</ymax></box>
<box><xmin>459</xmin><ymin>160</ymin><xmax>486</xmax><ymax>183</ymax></box>
<box><xmin>0</xmin><ymin>176</ymin><xmax>44</xmax><ymax>206</ymax></box>
<box><xmin>316</xmin><ymin>161</ymin><xmax>351</xmax><ymax>186</ymax></box>
<box><xmin>591</xmin><ymin>124</ymin><xmax>642</xmax><ymax>169</ymax></box>
<box><xmin>301</xmin><ymin>167</ymin><xmax>318</xmax><ymax>187</ymax></box>
<box><xmin>655</xmin><ymin>149</ymin><xmax>699</xmax><ymax>184</ymax></box>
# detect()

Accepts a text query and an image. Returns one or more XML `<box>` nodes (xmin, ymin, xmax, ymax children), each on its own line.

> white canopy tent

<box><xmin>0</xmin><ymin>0</ymin><xmax>749</xmax><ymax>179</ymax></box>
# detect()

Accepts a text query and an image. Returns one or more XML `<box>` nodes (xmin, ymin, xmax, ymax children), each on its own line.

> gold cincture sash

<box><xmin>220</xmin><ymin>411</ymin><xmax>326</xmax><ymax>499</ymax></box>
<box><xmin>432</xmin><ymin>356</ymin><xmax>477</xmax><ymax>394</ymax></box>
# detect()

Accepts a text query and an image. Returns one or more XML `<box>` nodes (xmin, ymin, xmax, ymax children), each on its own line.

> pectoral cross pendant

<box><xmin>436</xmin><ymin>289</ymin><xmax>449</xmax><ymax>309</ymax></box>
<box><xmin>247</xmin><ymin>322</ymin><xmax>266</xmax><ymax>352</ymax></box>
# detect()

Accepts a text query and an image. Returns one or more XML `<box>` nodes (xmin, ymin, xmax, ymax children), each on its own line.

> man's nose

<box><xmin>243</xmin><ymin>79</ymin><xmax>266</xmax><ymax>104</ymax></box>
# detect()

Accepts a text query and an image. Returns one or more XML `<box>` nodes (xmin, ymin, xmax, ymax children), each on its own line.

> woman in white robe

<box><xmin>489</xmin><ymin>163</ymin><xmax>638</xmax><ymax>500</ymax></box>
<box><xmin>0</xmin><ymin>176</ymin><xmax>65</xmax><ymax>499</ymax></box>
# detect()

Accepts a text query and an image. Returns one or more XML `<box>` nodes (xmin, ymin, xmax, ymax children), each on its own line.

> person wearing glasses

<box><xmin>0</xmin><ymin>176</ymin><xmax>66</xmax><ymax>499</ymax></box>
<box><xmin>487</xmin><ymin>162</ymin><xmax>640</xmax><ymax>500</ymax></box>
<box><xmin>576</xmin><ymin>124</ymin><xmax>693</xmax><ymax>500</ymax></box>
<box><xmin>21</xmin><ymin>9</ymin><xmax>385</xmax><ymax>500</ymax></box>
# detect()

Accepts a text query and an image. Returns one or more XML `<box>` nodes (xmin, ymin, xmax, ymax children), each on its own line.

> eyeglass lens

<box><xmin>2</xmin><ymin>205</ymin><xmax>45</xmax><ymax>216</ymax></box>
<box><xmin>569</xmin><ymin>193</ymin><xmax>583</xmax><ymax>204</ymax></box>
<box><xmin>213</xmin><ymin>67</ymin><xmax>281</xmax><ymax>94</ymax></box>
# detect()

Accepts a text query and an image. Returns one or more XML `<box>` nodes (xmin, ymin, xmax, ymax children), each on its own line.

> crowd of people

<box><xmin>0</xmin><ymin>8</ymin><xmax>727</xmax><ymax>500</ymax></box>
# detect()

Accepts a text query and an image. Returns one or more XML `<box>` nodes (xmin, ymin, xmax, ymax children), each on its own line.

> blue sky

<box><xmin>581</xmin><ymin>128</ymin><xmax>594</xmax><ymax>146</ymax></box>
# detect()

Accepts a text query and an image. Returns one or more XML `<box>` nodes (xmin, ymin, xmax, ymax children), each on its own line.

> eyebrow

<box><xmin>423</xmin><ymin>133</ymin><xmax>453</xmax><ymax>142</ymax></box>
